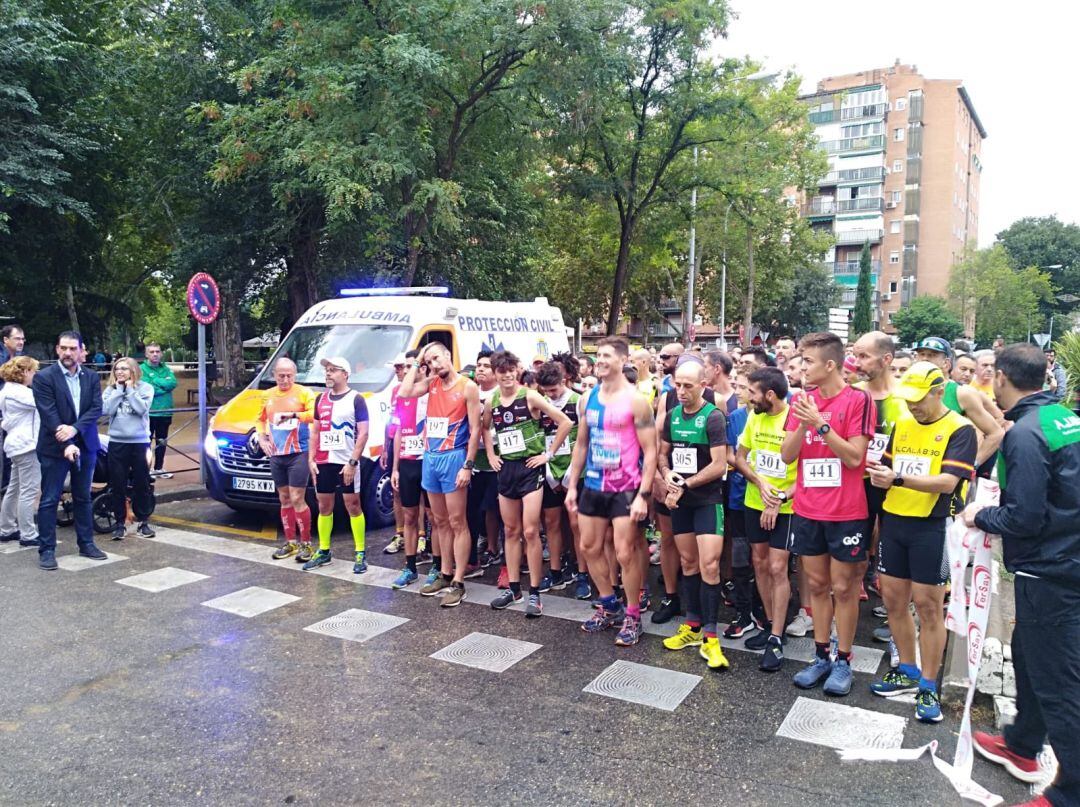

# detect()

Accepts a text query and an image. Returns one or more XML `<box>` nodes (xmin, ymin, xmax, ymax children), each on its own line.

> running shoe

<box><xmin>462</xmin><ymin>563</ymin><xmax>483</xmax><ymax>580</ymax></box>
<box><xmin>136</xmin><ymin>522</ymin><xmax>155</xmax><ymax>538</ymax></box>
<box><xmin>649</xmin><ymin>545</ymin><xmax>661</xmax><ymax>566</ymax></box>
<box><xmin>573</xmin><ymin>573</ymin><xmax>592</xmax><ymax>600</ymax></box>
<box><xmin>416</xmin><ymin>550</ymin><xmax>432</xmax><ymax>567</ymax></box>
<box><xmin>524</xmin><ymin>593</ymin><xmax>543</xmax><ymax>618</ymax></box>
<box><xmin>972</xmin><ymin>732</ymin><xmax>1044</xmax><ymax>784</ymax></box>
<box><xmin>721</xmin><ymin>580</ymin><xmax>735</xmax><ymax>608</ymax></box>
<box><xmin>823</xmin><ymin>659</ymin><xmax>853</xmax><ymax>696</ymax></box>
<box><xmin>582</xmin><ymin>605</ymin><xmax>625</xmax><ymax>633</ymax></box>
<box><xmin>420</xmin><ymin>575</ymin><xmax>452</xmax><ymax>596</ymax></box>
<box><xmin>391</xmin><ymin>568</ymin><xmax>418</xmax><ymax>589</ymax></box>
<box><xmin>645</xmin><ymin>524</ymin><xmax>658</xmax><ymax>543</ymax></box>
<box><xmin>111</xmin><ymin>526</ymin><xmax>126</xmax><ymax>542</ymax></box>
<box><xmin>295</xmin><ymin>543</ymin><xmax>314</xmax><ymax>563</ymax></box>
<box><xmin>496</xmin><ymin>565</ymin><xmax>509</xmax><ymax>589</ymax></box>
<box><xmin>441</xmin><ymin>584</ymin><xmax>466</xmax><ymax>608</ymax></box>
<box><xmin>353</xmin><ymin>551</ymin><xmax>367</xmax><ymax>574</ymax></box>
<box><xmin>417</xmin><ymin>533</ymin><xmax>427</xmax><ymax>554</ymax></box>
<box><xmin>303</xmin><ymin>549</ymin><xmax>332</xmax><ymax>570</ymax></box>
<box><xmin>384</xmin><ymin>534</ymin><xmax>404</xmax><ymax>554</ymax></box>
<box><xmin>271</xmin><ymin>541</ymin><xmax>299</xmax><ymax>560</ymax></box>
<box><xmin>793</xmin><ymin>657</ymin><xmax>833</xmax><ymax>689</ymax></box>
<box><xmin>859</xmin><ymin>581</ymin><xmax>869</xmax><ymax>601</ymax></box>
<box><xmin>479</xmin><ymin>550</ymin><xmax>501</xmax><ymax>569</ymax></box>
<box><xmin>663</xmin><ymin>624</ymin><xmax>703</xmax><ymax>651</ymax></box>
<box><xmin>873</xmin><ymin>604</ymin><xmax>889</xmax><ymax>619</ymax></box>
<box><xmin>650</xmin><ymin>595</ymin><xmax>681</xmax><ymax>624</ymax></box>
<box><xmin>872</xmin><ymin>625</ymin><xmax>893</xmax><ymax>643</ymax></box>
<box><xmin>723</xmin><ymin>611</ymin><xmax>756</xmax><ymax>639</ymax></box>
<box><xmin>871</xmin><ymin>669</ymin><xmax>920</xmax><ymax>696</ymax></box>
<box><xmin>422</xmin><ymin>567</ymin><xmax>440</xmax><ymax>588</ymax></box>
<box><xmin>491</xmin><ymin>589</ymin><xmax>522</xmax><ymax>609</ymax></box>
<box><xmin>614</xmin><ymin>614</ymin><xmax>642</xmax><ymax>646</ymax></box>
<box><xmin>699</xmin><ymin>637</ymin><xmax>729</xmax><ymax>670</ymax></box>
<box><xmin>915</xmin><ymin>689</ymin><xmax>943</xmax><ymax>723</ymax></box>
<box><xmin>744</xmin><ymin>623</ymin><xmax>773</xmax><ymax>651</ymax></box>
<box><xmin>785</xmin><ymin>608</ymin><xmax>813</xmax><ymax>637</ymax></box>
<box><xmin>759</xmin><ymin>635</ymin><xmax>784</xmax><ymax>672</ymax></box>
<box><xmin>539</xmin><ymin>571</ymin><xmax>567</xmax><ymax>592</ymax></box>
<box><xmin>638</xmin><ymin>587</ymin><xmax>651</xmax><ymax>612</ymax></box>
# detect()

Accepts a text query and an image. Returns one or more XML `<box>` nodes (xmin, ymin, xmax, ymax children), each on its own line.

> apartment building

<box><xmin>798</xmin><ymin>61</ymin><xmax>986</xmax><ymax>332</ymax></box>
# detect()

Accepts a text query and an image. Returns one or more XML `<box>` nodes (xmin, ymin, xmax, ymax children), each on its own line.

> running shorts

<box><xmin>270</xmin><ymin>453</ymin><xmax>309</xmax><ymax>489</ymax></box>
<box><xmin>745</xmin><ymin>509</ymin><xmax>795</xmax><ymax>552</ymax></box>
<box><xmin>398</xmin><ymin>458</ymin><xmax>424</xmax><ymax>508</ymax></box>
<box><xmin>422</xmin><ymin>448</ymin><xmax>466</xmax><ymax>495</ymax></box>
<box><xmin>670</xmin><ymin>501</ymin><xmax>724</xmax><ymax>537</ymax></box>
<box><xmin>877</xmin><ymin>513</ymin><xmax>948</xmax><ymax>586</ymax></box>
<box><xmin>791</xmin><ymin>515</ymin><xmax>868</xmax><ymax>563</ymax></box>
<box><xmin>577</xmin><ymin>488</ymin><xmax>638</xmax><ymax>521</ymax></box>
<box><xmin>315</xmin><ymin>463</ymin><xmax>355</xmax><ymax>495</ymax></box>
<box><xmin>497</xmin><ymin>458</ymin><xmax>545</xmax><ymax>500</ymax></box>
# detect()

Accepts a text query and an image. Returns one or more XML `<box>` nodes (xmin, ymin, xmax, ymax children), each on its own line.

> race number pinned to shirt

<box><xmin>671</xmin><ymin>447</ymin><xmax>698</xmax><ymax>475</ymax></box>
<box><xmin>545</xmin><ymin>434</ymin><xmax>571</xmax><ymax>456</ymax></box>
<box><xmin>893</xmin><ymin>454</ymin><xmax>931</xmax><ymax>478</ymax></box>
<box><xmin>803</xmin><ymin>458</ymin><xmax>841</xmax><ymax>488</ymax></box>
<box><xmin>590</xmin><ymin>432</ymin><xmax>621</xmax><ymax>469</ymax></box>
<box><xmin>755</xmin><ymin>450</ymin><xmax>786</xmax><ymax>479</ymax></box>
<box><xmin>427</xmin><ymin>417</ymin><xmax>449</xmax><ymax>440</ymax></box>
<box><xmin>319</xmin><ymin>430</ymin><xmax>346</xmax><ymax>451</ymax></box>
<box><xmin>276</xmin><ymin>416</ymin><xmax>299</xmax><ymax>431</ymax></box>
<box><xmin>497</xmin><ymin>429</ymin><xmax>526</xmax><ymax>455</ymax></box>
<box><xmin>866</xmin><ymin>433</ymin><xmax>889</xmax><ymax>464</ymax></box>
<box><xmin>403</xmin><ymin>435</ymin><xmax>425</xmax><ymax>457</ymax></box>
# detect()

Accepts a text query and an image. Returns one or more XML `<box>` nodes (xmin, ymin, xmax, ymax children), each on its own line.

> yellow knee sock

<box><xmin>317</xmin><ymin>514</ymin><xmax>333</xmax><ymax>551</ymax></box>
<box><xmin>351</xmin><ymin>513</ymin><xmax>366</xmax><ymax>553</ymax></box>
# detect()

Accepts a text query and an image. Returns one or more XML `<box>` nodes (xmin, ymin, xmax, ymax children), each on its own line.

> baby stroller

<box><xmin>91</xmin><ymin>435</ymin><xmax>157</xmax><ymax>534</ymax></box>
<box><xmin>55</xmin><ymin>442</ymin><xmax>111</xmax><ymax>528</ymax></box>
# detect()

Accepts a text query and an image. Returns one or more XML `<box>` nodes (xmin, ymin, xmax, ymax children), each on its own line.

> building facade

<box><xmin>798</xmin><ymin>61</ymin><xmax>985</xmax><ymax>332</ymax></box>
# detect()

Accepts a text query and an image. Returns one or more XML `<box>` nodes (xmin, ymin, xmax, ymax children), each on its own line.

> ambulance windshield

<box><xmin>253</xmin><ymin>324</ymin><xmax>411</xmax><ymax>392</ymax></box>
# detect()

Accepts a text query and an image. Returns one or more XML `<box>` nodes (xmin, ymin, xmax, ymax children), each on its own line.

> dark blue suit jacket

<box><xmin>32</xmin><ymin>363</ymin><xmax>103</xmax><ymax>458</ymax></box>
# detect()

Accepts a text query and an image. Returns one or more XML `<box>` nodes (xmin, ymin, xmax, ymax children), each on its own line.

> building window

<box><xmin>895</xmin><ymin>98</ymin><xmax>906</xmax><ymax>111</ymax></box>
<box><xmin>889</xmin><ymin>251</ymin><xmax>900</xmax><ymax>264</ymax></box>
<box><xmin>894</xmin><ymin>128</ymin><xmax>904</xmax><ymax>142</ymax></box>
<box><xmin>891</xmin><ymin>190</ymin><xmax>903</xmax><ymax>204</ymax></box>
<box><xmin>890</xmin><ymin>220</ymin><xmax>901</xmax><ymax>234</ymax></box>
<box><xmin>893</xmin><ymin>160</ymin><xmax>903</xmax><ymax>173</ymax></box>
<box><xmin>889</xmin><ymin>281</ymin><xmax>898</xmax><ymax>293</ymax></box>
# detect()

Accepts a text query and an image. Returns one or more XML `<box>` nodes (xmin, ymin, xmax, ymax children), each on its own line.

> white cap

<box><xmin>320</xmin><ymin>356</ymin><xmax>351</xmax><ymax>373</ymax></box>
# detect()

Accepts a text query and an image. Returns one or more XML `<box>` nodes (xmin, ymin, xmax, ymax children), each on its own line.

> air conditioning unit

<box><xmin>886</xmin><ymin>201</ymin><xmax>898</xmax><ymax>209</ymax></box>
<box><xmin>882</xmin><ymin>292</ymin><xmax>893</xmax><ymax>301</ymax></box>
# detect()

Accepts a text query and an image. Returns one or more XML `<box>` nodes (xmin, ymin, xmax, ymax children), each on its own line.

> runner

<box><xmin>774</xmin><ymin>338</ymin><xmax>797</xmax><ymax>372</ymax></box>
<box><xmin>891</xmin><ymin>350</ymin><xmax>913</xmax><ymax>380</ymax></box>
<box><xmin>657</xmin><ymin>343</ymin><xmax>684</xmax><ymax>396</ymax></box>
<box><xmin>261</xmin><ymin>358</ymin><xmax>318</xmax><ymax>562</ymax></box>
<box><xmin>485</xmin><ymin>351</ymin><xmax>571</xmax><ymax>618</ymax></box>
<box><xmin>468</xmin><ymin>350</ymin><xmax>503</xmax><ymax>574</ymax></box>
<box><xmin>970</xmin><ymin>350</ymin><xmax>997</xmax><ymax>402</ymax></box>
<box><xmin>389</xmin><ymin>359</ymin><xmax>429</xmax><ymax>590</ymax></box>
<box><xmin>781</xmin><ymin>332</ymin><xmax>875</xmax><ymax>696</ymax></box>
<box><xmin>659</xmin><ymin>361</ymin><xmax>730</xmax><ymax>669</ymax></box>
<box><xmin>303</xmin><ymin>357</ymin><xmax>370</xmax><ymax>573</ymax></box>
<box><xmin>703</xmin><ymin>351</ymin><xmax>739</xmax><ymax>414</ymax></box>
<box><xmin>867</xmin><ymin>362</ymin><xmax>977</xmax><ymax>723</ymax></box>
<box><xmin>784</xmin><ymin>355</ymin><xmax>804</xmax><ymax>393</ymax></box>
<box><xmin>382</xmin><ymin>354</ymin><xmax>411</xmax><ymax>555</ymax></box>
<box><xmin>566</xmin><ymin>337</ymin><xmax>657</xmax><ymax>646</ymax></box>
<box><xmin>536</xmin><ymin>358</ymin><xmax>587</xmax><ymax>598</ymax></box>
<box><xmin>397</xmin><ymin>342</ymin><xmax>482</xmax><ymax>608</ymax></box>
<box><xmin>732</xmin><ymin>367</ymin><xmax>798</xmax><ymax>671</ymax></box>
<box><xmin>952</xmin><ymin>353</ymin><xmax>977</xmax><ymax>385</ymax></box>
<box><xmin>630</xmin><ymin>349</ymin><xmax>658</xmax><ymax>405</ymax></box>
<box><xmin>721</xmin><ymin>373</ymin><xmax>759</xmax><ymax>641</ymax></box>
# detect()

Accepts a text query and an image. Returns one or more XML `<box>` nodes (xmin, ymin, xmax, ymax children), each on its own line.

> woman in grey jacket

<box><xmin>103</xmin><ymin>357</ymin><xmax>155</xmax><ymax>540</ymax></box>
<box><xmin>0</xmin><ymin>356</ymin><xmax>41</xmax><ymax>546</ymax></box>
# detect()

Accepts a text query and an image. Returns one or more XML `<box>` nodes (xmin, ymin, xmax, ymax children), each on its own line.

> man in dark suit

<box><xmin>33</xmin><ymin>331</ymin><xmax>107</xmax><ymax>570</ymax></box>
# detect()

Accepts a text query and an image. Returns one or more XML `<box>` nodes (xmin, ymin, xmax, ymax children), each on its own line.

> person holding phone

<box><xmin>102</xmin><ymin>357</ymin><xmax>156</xmax><ymax>540</ymax></box>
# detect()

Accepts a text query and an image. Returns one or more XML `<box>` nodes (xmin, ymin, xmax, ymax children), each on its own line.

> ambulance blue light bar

<box><xmin>340</xmin><ymin>286</ymin><xmax>450</xmax><ymax>297</ymax></box>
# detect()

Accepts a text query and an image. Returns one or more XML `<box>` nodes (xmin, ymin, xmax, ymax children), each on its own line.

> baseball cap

<box><xmin>915</xmin><ymin>337</ymin><xmax>953</xmax><ymax>359</ymax></box>
<box><xmin>320</xmin><ymin>356</ymin><xmax>351</xmax><ymax>373</ymax></box>
<box><xmin>895</xmin><ymin>361</ymin><xmax>946</xmax><ymax>402</ymax></box>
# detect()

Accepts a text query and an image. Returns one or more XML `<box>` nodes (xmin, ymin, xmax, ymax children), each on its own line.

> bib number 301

<box><xmin>803</xmin><ymin>458</ymin><xmax>841</xmax><ymax>488</ymax></box>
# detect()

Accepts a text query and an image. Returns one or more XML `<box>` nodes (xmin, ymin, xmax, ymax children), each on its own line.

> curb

<box><xmin>155</xmin><ymin>485</ymin><xmax>208</xmax><ymax>504</ymax></box>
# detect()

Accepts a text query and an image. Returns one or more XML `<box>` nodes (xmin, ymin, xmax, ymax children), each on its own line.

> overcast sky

<box><xmin>710</xmin><ymin>0</ymin><xmax>1080</xmax><ymax>246</ymax></box>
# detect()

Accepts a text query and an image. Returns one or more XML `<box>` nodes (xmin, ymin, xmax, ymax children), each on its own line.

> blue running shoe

<box><xmin>391</xmin><ymin>568</ymin><xmax>418</xmax><ymax>590</ymax></box>
<box><xmin>574</xmin><ymin>574</ymin><xmax>592</xmax><ymax>600</ymax></box>
<box><xmin>614</xmin><ymin>614</ymin><xmax>642</xmax><ymax>646</ymax></box>
<box><xmin>823</xmin><ymin>659</ymin><xmax>853</xmax><ymax>696</ymax></box>
<box><xmin>302</xmin><ymin>549</ymin><xmax>332</xmax><ymax>570</ymax></box>
<box><xmin>582</xmin><ymin>605</ymin><xmax>625</xmax><ymax>633</ymax></box>
<box><xmin>422</xmin><ymin>567</ymin><xmax>440</xmax><ymax>588</ymax></box>
<box><xmin>793</xmin><ymin>657</ymin><xmax>833</xmax><ymax>689</ymax></box>
<box><xmin>353</xmin><ymin>551</ymin><xmax>367</xmax><ymax>574</ymax></box>
<box><xmin>871</xmin><ymin>669</ymin><xmax>920</xmax><ymax>697</ymax></box>
<box><xmin>915</xmin><ymin>689</ymin><xmax>943</xmax><ymax>723</ymax></box>
<box><xmin>539</xmin><ymin>572</ymin><xmax>567</xmax><ymax>592</ymax></box>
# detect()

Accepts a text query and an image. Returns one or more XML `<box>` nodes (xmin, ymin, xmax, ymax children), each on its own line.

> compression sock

<box><xmin>510</xmin><ymin>581</ymin><xmax>522</xmax><ymax>597</ymax></box>
<box><xmin>280</xmin><ymin>507</ymin><xmax>296</xmax><ymax>540</ymax></box>
<box><xmin>815</xmin><ymin>641</ymin><xmax>831</xmax><ymax>660</ymax></box>
<box><xmin>317</xmin><ymin>514</ymin><xmax>333</xmax><ymax>551</ymax></box>
<box><xmin>406</xmin><ymin>554</ymin><xmax>418</xmax><ymax>574</ymax></box>
<box><xmin>681</xmin><ymin>573</ymin><xmax>703</xmax><ymax>626</ymax></box>
<box><xmin>700</xmin><ymin>581</ymin><xmax>722</xmax><ymax>638</ymax></box>
<box><xmin>919</xmin><ymin>677</ymin><xmax>937</xmax><ymax>693</ymax></box>
<box><xmin>350</xmin><ymin>513</ymin><xmax>366</xmax><ymax>553</ymax></box>
<box><xmin>295</xmin><ymin>507</ymin><xmax>312</xmax><ymax>543</ymax></box>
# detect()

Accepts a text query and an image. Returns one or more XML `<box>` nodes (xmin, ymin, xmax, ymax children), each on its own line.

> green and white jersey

<box><xmin>491</xmin><ymin>386</ymin><xmax>545</xmax><ymax>461</ymax></box>
<box><xmin>540</xmin><ymin>388</ymin><xmax>579</xmax><ymax>481</ymax></box>
<box><xmin>665</xmin><ymin>401</ymin><xmax>727</xmax><ymax>507</ymax></box>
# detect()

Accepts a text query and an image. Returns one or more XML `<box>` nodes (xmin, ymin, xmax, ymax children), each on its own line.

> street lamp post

<box><xmin>685</xmin><ymin>147</ymin><xmax>699</xmax><ymax>347</ymax></box>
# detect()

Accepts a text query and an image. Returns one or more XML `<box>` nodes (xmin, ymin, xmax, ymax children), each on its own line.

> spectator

<box><xmin>141</xmin><ymin>343</ymin><xmax>178</xmax><ymax>478</ymax></box>
<box><xmin>102</xmin><ymin>358</ymin><xmax>155</xmax><ymax>540</ymax></box>
<box><xmin>33</xmin><ymin>330</ymin><xmax>107</xmax><ymax>570</ymax></box>
<box><xmin>93</xmin><ymin>348</ymin><xmax>107</xmax><ymax>367</ymax></box>
<box><xmin>0</xmin><ymin>356</ymin><xmax>41</xmax><ymax>546</ymax></box>
<box><xmin>1046</xmin><ymin>349</ymin><xmax>1068</xmax><ymax>402</ymax></box>
<box><xmin>0</xmin><ymin>325</ymin><xmax>25</xmax><ymax>364</ymax></box>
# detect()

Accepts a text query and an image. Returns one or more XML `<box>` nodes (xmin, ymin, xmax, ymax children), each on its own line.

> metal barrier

<box><xmin>99</xmin><ymin>405</ymin><xmax>219</xmax><ymax>479</ymax></box>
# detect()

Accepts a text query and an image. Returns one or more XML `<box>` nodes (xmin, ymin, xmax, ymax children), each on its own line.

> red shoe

<box><xmin>859</xmin><ymin>581</ymin><xmax>869</xmax><ymax>601</ymax></box>
<box><xmin>496</xmin><ymin>565</ymin><xmax>509</xmax><ymax>590</ymax></box>
<box><xmin>972</xmin><ymin>731</ymin><xmax>1044</xmax><ymax>783</ymax></box>
<box><xmin>1013</xmin><ymin>796</ymin><xmax>1051</xmax><ymax>807</ymax></box>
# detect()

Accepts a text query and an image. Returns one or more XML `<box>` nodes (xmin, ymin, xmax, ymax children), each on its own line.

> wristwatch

<box><xmin>816</xmin><ymin>423</ymin><xmax>831</xmax><ymax>437</ymax></box>
<box><xmin>463</xmin><ymin>459</ymin><xmax>475</xmax><ymax>471</ymax></box>
<box><xmin>892</xmin><ymin>475</ymin><xmax>905</xmax><ymax>487</ymax></box>
<box><xmin>347</xmin><ymin>459</ymin><xmax>359</xmax><ymax>467</ymax></box>
<box><xmin>776</xmin><ymin>490</ymin><xmax>788</xmax><ymax>502</ymax></box>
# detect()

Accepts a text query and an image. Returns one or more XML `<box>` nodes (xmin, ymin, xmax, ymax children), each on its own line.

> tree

<box><xmin>891</xmin><ymin>296</ymin><xmax>963</xmax><ymax>346</ymax></box>
<box><xmin>770</xmin><ymin>261</ymin><xmax>842</xmax><ymax>338</ymax></box>
<box><xmin>996</xmin><ymin>215</ymin><xmax>1080</xmax><ymax>329</ymax></box>
<box><xmin>851</xmin><ymin>241</ymin><xmax>873</xmax><ymax>337</ymax></box>
<box><xmin>948</xmin><ymin>244</ymin><xmax>1053</xmax><ymax>343</ymax></box>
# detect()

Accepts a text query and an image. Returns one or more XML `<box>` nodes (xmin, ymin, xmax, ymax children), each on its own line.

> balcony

<box><xmin>837</xmin><ymin>197</ymin><xmax>884</xmax><ymax>214</ymax></box>
<box><xmin>834</xmin><ymin>228</ymin><xmax>884</xmax><ymax>245</ymax></box>
<box><xmin>834</xmin><ymin>260</ymin><xmax>882</xmax><ymax>276</ymax></box>
<box><xmin>841</xmin><ymin>103</ymin><xmax>887</xmax><ymax>121</ymax></box>
<box><xmin>818</xmin><ymin>134</ymin><xmax>885</xmax><ymax>155</ymax></box>
<box><xmin>817</xmin><ymin>166</ymin><xmax>885</xmax><ymax>187</ymax></box>
<box><xmin>801</xmin><ymin>199</ymin><xmax>836</xmax><ymax>217</ymax></box>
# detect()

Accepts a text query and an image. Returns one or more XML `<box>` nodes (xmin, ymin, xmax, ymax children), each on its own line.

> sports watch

<box><xmin>816</xmin><ymin>423</ymin><xmax>831</xmax><ymax>437</ymax></box>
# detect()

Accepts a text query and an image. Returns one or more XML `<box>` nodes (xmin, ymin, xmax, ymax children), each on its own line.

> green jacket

<box><xmin>141</xmin><ymin>360</ymin><xmax>178</xmax><ymax>415</ymax></box>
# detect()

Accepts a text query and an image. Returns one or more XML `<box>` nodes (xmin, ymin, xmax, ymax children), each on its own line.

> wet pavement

<box><xmin>0</xmin><ymin>498</ymin><xmax>1034</xmax><ymax>806</ymax></box>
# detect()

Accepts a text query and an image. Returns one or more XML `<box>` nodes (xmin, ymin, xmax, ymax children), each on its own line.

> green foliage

<box><xmin>996</xmin><ymin>216</ymin><xmax>1080</xmax><ymax>325</ymax></box>
<box><xmin>1053</xmin><ymin>331</ymin><xmax>1080</xmax><ymax>397</ymax></box>
<box><xmin>891</xmin><ymin>296</ymin><xmax>963</xmax><ymax>346</ymax></box>
<box><xmin>770</xmin><ymin>262</ymin><xmax>842</xmax><ymax>337</ymax></box>
<box><xmin>851</xmin><ymin>241</ymin><xmax>873</xmax><ymax>337</ymax></box>
<box><xmin>948</xmin><ymin>244</ymin><xmax>1053</xmax><ymax>344</ymax></box>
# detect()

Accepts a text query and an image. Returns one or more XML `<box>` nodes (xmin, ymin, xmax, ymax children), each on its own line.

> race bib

<box><xmin>590</xmin><ymin>432</ymin><xmax>621</xmax><ymax>469</ymax></box>
<box><xmin>402</xmin><ymin>435</ymin><xmax>424</xmax><ymax>456</ymax></box>
<box><xmin>672</xmin><ymin>447</ymin><xmax>698</xmax><ymax>474</ymax></box>
<box><xmin>893</xmin><ymin>454</ymin><xmax>931</xmax><ymax>478</ymax></box>
<box><xmin>427</xmin><ymin>417</ymin><xmax>449</xmax><ymax>440</ymax></box>
<box><xmin>754</xmin><ymin>450</ymin><xmax>786</xmax><ymax>479</ymax></box>
<box><xmin>276</xmin><ymin>416</ymin><xmax>298</xmax><ymax>431</ymax></box>
<box><xmin>497</xmin><ymin>429</ymin><xmax>526</xmax><ymax>455</ymax></box>
<box><xmin>866</xmin><ymin>433</ymin><xmax>889</xmax><ymax>464</ymax></box>
<box><xmin>319</xmin><ymin>430</ymin><xmax>346</xmax><ymax>451</ymax></box>
<box><xmin>545</xmin><ymin>433</ymin><xmax>572</xmax><ymax>456</ymax></box>
<box><xmin>803</xmin><ymin>458</ymin><xmax>841</xmax><ymax>488</ymax></box>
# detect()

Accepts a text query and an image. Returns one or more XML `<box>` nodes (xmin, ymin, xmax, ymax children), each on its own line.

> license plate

<box><xmin>233</xmin><ymin>476</ymin><xmax>275</xmax><ymax>493</ymax></box>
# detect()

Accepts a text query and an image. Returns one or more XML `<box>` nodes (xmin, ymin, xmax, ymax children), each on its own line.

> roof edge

<box><xmin>957</xmin><ymin>86</ymin><xmax>987</xmax><ymax>139</ymax></box>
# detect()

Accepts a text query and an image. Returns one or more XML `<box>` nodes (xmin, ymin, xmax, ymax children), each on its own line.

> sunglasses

<box><xmin>659</xmin><ymin>354</ymin><xmax>673</xmax><ymax>360</ymax></box>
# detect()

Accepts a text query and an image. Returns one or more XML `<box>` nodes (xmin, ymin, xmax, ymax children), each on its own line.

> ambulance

<box><xmin>202</xmin><ymin>287</ymin><xmax>573</xmax><ymax>526</ymax></box>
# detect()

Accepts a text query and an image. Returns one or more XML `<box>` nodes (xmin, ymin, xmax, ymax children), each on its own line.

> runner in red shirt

<box><xmin>781</xmin><ymin>331</ymin><xmax>875</xmax><ymax>697</ymax></box>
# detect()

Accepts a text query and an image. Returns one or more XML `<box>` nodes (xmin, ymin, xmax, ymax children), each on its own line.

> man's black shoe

<box><xmin>650</xmin><ymin>595</ymin><xmax>682</xmax><ymax>624</ymax></box>
<box><xmin>0</xmin><ymin>532</ymin><xmax>19</xmax><ymax>543</ymax></box>
<box><xmin>79</xmin><ymin>545</ymin><xmax>108</xmax><ymax>560</ymax></box>
<box><xmin>19</xmin><ymin>538</ymin><xmax>40</xmax><ymax>547</ymax></box>
<box><xmin>39</xmin><ymin>551</ymin><xmax>58</xmax><ymax>571</ymax></box>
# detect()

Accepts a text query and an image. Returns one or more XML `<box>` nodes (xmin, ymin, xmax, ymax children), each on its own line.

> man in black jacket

<box><xmin>962</xmin><ymin>343</ymin><xmax>1079</xmax><ymax>806</ymax></box>
<box><xmin>33</xmin><ymin>331</ymin><xmax>108</xmax><ymax>570</ymax></box>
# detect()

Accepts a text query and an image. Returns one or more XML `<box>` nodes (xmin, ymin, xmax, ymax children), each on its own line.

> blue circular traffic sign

<box><xmin>187</xmin><ymin>272</ymin><xmax>220</xmax><ymax>325</ymax></box>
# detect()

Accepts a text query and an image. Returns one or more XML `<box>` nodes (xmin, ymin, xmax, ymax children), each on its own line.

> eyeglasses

<box><xmin>659</xmin><ymin>354</ymin><xmax>673</xmax><ymax>360</ymax></box>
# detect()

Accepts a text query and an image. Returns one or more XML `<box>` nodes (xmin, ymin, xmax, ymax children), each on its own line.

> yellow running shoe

<box><xmin>663</xmin><ymin>623</ymin><xmax>703</xmax><ymax>651</ymax></box>
<box><xmin>699</xmin><ymin>637</ymin><xmax>730</xmax><ymax>670</ymax></box>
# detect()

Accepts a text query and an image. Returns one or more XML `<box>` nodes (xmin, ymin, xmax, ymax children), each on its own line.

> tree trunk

<box><xmin>606</xmin><ymin>217</ymin><xmax>635</xmax><ymax>335</ymax></box>
<box><xmin>213</xmin><ymin>284</ymin><xmax>245</xmax><ymax>389</ymax></box>
<box><xmin>283</xmin><ymin>200</ymin><xmax>325</xmax><ymax>334</ymax></box>
<box><xmin>65</xmin><ymin>282</ymin><xmax>81</xmax><ymax>335</ymax></box>
<box><xmin>742</xmin><ymin>224</ymin><xmax>755</xmax><ymax>347</ymax></box>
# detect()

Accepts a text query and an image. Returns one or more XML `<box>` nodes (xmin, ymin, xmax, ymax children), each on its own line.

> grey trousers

<box><xmin>0</xmin><ymin>451</ymin><xmax>40</xmax><ymax>540</ymax></box>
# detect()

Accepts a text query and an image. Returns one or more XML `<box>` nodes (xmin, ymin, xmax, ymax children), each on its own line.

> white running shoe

<box><xmin>785</xmin><ymin>608</ymin><xmax>814</xmax><ymax>637</ymax></box>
